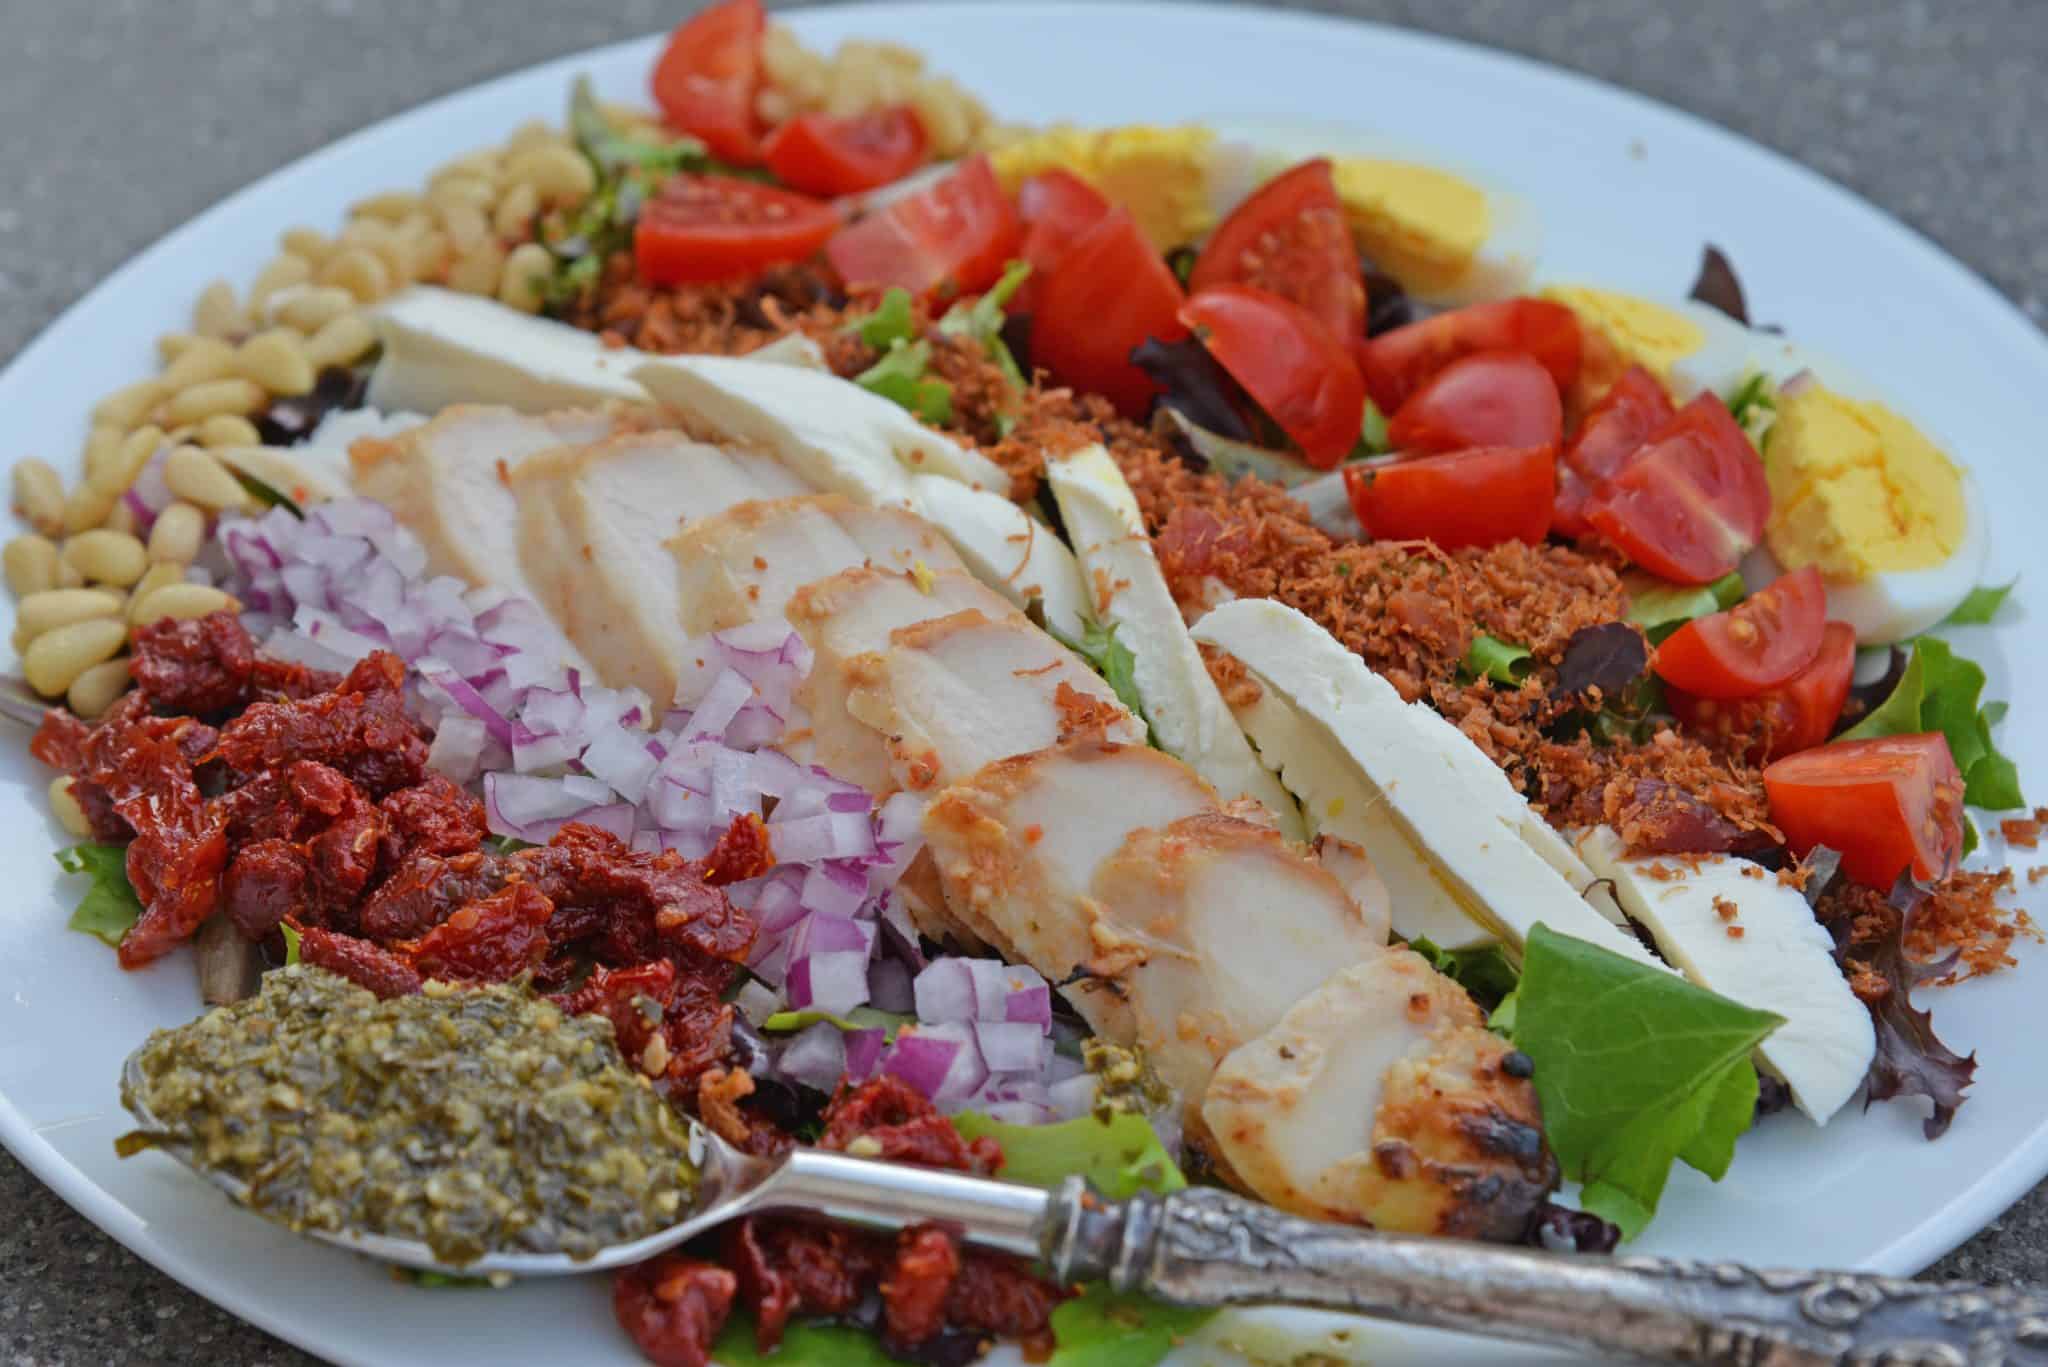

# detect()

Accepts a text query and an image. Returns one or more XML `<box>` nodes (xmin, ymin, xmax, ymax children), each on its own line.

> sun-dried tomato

<box><xmin>696</xmin><ymin>812</ymin><xmax>775</xmax><ymax>887</ymax></box>
<box><xmin>943</xmin><ymin>1249</ymin><xmax>1068</xmax><ymax>1339</ymax></box>
<box><xmin>378</xmin><ymin>773</ymin><xmax>487</xmax><ymax>864</ymax></box>
<box><xmin>725</xmin><ymin>1218</ymin><xmax>881</xmax><ymax>1349</ymax></box>
<box><xmin>294</xmin><ymin>923</ymin><xmax>422</xmax><ymax>998</ymax></box>
<box><xmin>820</xmin><ymin>1075</ymin><xmax>1003</xmax><ymax>1176</ymax></box>
<box><xmin>131</xmin><ymin>612</ymin><xmax>334</xmax><ymax>717</ymax></box>
<box><xmin>119</xmin><ymin>810</ymin><xmax>229</xmax><ymax>969</ymax></box>
<box><xmin>216</xmin><ymin>652</ymin><xmax>427</xmax><ymax>797</ymax></box>
<box><xmin>358</xmin><ymin>849</ymin><xmax>513</xmax><ymax>941</ymax></box>
<box><xmin>401</xmin><ymin>881</ymin><xmax>554</xmax><ymax>983</ymax></box>
<box><xmin>221</xmin><ymin>838</ymin><xmax>309</xmax><ymax>938</ymax></box>
<box><xmin>658</xmin><ymin>959</ymin><xmax>742</xmax><ymax>1083</ymax></box>
<box><xmin>553</xmin><ymin>960</ymin><xmax>678</xmax><ymax>1061</ymax></box>
<box><xmin>525</xmin><ymin>823</ymin><xmax>755</xmax><ymax>966</ymax></box>
<box><xmin>882</xmin><ymin>1225</ymin><xmax>961</xmax><ymax>1347</ymax></box>
<box><xmin>612</xmin><ymin>1256</ymin><xmax>737</xmax><ymax>1367</ymax></box>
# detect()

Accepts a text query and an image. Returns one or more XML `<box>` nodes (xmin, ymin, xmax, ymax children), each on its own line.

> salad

<box><xmin>8</xmin><ymin>2</ymin><xmax>2038</xmax><ymax>1364</ymax></box>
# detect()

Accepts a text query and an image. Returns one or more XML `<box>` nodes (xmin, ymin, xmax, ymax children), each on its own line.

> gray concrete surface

<box><xmin>1</xmin><ymin>1</ymin><xmax>2044</xmax><ymax>1362</ymax></box>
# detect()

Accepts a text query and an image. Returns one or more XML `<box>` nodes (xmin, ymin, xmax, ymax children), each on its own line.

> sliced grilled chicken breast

<box><xmin>1202</xmin><ymin>950</ymin><xmax>1554</xmax><ymax>1241</ymax></box>
<box><xmin>512</xmin><ymin>431</ymin><xmax>809</xmax><ymax>702</ymax></box>
<box><xmin>844</xmin><ymin>610</ymin><xmax>1145</xmax><ymax>795</ymax></box>
<box><xmin>667</xmin><ymin>494</ymin><xmax>965</xmax><ymax>637</ymax></box>
<box><xmin>908</xmin><ymin>474</ymin><xmax>1091</xmax><ymax>642</ymax></box>
<box><xmin>786</xmin><ymin>566</ymin><xmax>1025</xmax><ymax>793</ymax></box>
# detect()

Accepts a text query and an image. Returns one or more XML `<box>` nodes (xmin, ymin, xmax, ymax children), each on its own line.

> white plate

<box><xmin>3</xmin><ymin>5</ymin><xmax>2044</xmax><ymax>1365</ymax></box>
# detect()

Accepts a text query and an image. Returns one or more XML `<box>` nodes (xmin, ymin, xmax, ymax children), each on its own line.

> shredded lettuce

<box><xmin>1462</xmin><ymin>634</ymin><xmax>1532</xmax><ymax>687</ymax></box>
<box><xmin>854</xmin><ymin>339</ymin><xmax>954</xmax><ymax>425</ymax></box>
<box><xmin>1355</xmin><ymin>398</ymin><xmax>1392</xmax><ymax>457</ymax></box>
<box><xmin>280</xmin><ymin>921</ymin><xmax>302</xmax><ymax>966</ymax></box>
<box><xmin>1047</xmin><ymin>1291</ymin><xmax>1215</xmax><ymax>1367</ymax></box>
<box><xmin>1624</xmin><ymin>570</ymin><xmax>1745</xmax><ymax>643</ymax></box>
<box><xmin>1724</xmin><ymin>371</ymin><xmax>1779</xmax><ymax>448</ymax></box>
<box><xmin>1941</xmin><ymin>580</ymin><xmax>2017</xmax><ymax>628</ymax></box>
<box><xmin>953</xmin><ymin>1110</ymin><xmax>1183</xmax><ymax>1200</ymax></box>
<box><xmin>759</xmin><ymin>1006</ymin><xmax>910</xmax><ymax>1037</ymax></box>
<box><xmin>54</xmin><ymin>843</ymin><xmax>141</xmax><ymax>948</ymax></box>
<box><xmin>1510</xmin><ymin>924</ymin><xmax>1782</xmax><ymax>1239</ymax></box>
<box><xmin>1407</xmin><ymin>935</ymin><xmax>1519</xmax><ymax>1011</ymax></box>
<box><xmin>712</xmin><ymin>1318</ymin><xmax>900</xmax><ymax>1367</ymax></box>
<box><xmin>938</xmin><ymin>260</ymin><xmax>1031</xmax><ymax>391</ymax></box>
<box><xmin>846</xmin><ymin>286</ymin><xmax>919</xmax><ymax>351</ymax></box>
<box><xmin>1841</xmin><ymin>635</ymin><xmax>2024</xmax><ymax>811</ymax></box>
<box><xmin>1048</xmin><ymin>616</ymin><xmax>1153</xmax><ymax>744</ymax></box>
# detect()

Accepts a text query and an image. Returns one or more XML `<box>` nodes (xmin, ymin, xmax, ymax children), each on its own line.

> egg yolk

<box><xmin>1764</xmin><ymin>387</ymin><xmax>1965</xmax><ymax>580</ymax></box>
<box><xmin>989</xmin><ymin>124</ymin><xmax>1219</xmax><ymax>250</ymax></box>
<box><xmin>1331</xmin><ymin>157</ymin><xmax>1490</xmax><ymax>296</ymax></box>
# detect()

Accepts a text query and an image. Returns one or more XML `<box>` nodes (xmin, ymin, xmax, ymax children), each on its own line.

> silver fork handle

<box><xmin>1042</xmin><ymin>1182</ymin><xmax>2048</xmax><ymax>1366</ymax></box>
<box><xmin>750</xmin><ymin>1148</ymin><xmax>1050</xmax><ymax>1259</ymax></box>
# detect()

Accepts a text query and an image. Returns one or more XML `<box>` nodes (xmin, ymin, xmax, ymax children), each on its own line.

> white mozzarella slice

<box><xmin>909</xmin><ymin>474</ymin><xmax>1091</xmax><ymax>642</ymax></box>
<box><xmin>366</xmin><ymin>287</ymin><xmax>652</xmax><ymax>415</ymax></box>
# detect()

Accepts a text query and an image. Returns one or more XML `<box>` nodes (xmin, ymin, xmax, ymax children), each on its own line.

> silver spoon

<box><xmin>123</xmin><ymin>1056</ymin><xmax>2048</xmax><ymax>1365</ymax></box>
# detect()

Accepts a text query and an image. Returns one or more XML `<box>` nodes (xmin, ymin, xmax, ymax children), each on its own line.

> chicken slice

<box><xmin>1309</xmin><ymin>834</ymin><xmax>1392</xmax><ymax>947</ymax></box>
<box><xmin>844</xmin><ymin>610</ymin><xmax>1144</xmax><ymax>796</ymax></box>
<box><xmin>347</xmin><ymin>404</ymin><xmax>618</xmax><ymax>608</ymax></box>
<box><xmin>667</xmin><ymin>494</ymin><xmax>966</xmax><ymax>637</ymax></box>
<box><xmin>1203</xmin><ymin>951</ymin><xmax>1555</xmax><ymax>1241</ymax></box>
<box><xmin>786</xmin><ymin>566</ymin><xmax>1025</xmax><ymax>793</ymax></box>
<box><xmin>908</xmin><ymin>474</ymin><xmax>1091</xmax><ymax>642</ymax></box>
<box><xmin>512</xmin><ymin>431</ymin><xmax>809</xmax><ymax>702</ymax></box>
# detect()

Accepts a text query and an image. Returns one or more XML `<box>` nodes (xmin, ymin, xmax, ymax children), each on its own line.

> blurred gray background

<box><xmin>2</xmin><ymin>2</ymin><xmax>2044</xmax><ymax>1362</ymax></box>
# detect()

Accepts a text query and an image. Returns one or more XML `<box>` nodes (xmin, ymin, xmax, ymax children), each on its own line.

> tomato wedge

<box><xmin>1188</xmin><ymin>159</ymin><xmax>1364</xmax><ymax>345</ymax></box>
<box><xmin>1014</xmin><ymin>170</ymin><xmax>1111</xmax><ymax>312</ymax></box>
<box><xmin>1358</xmin><ymin>298</ymin><xmax>1582</xmax><ymax>412</ymax></box>
<box><xmin>1180</xmin><ymin>286</ymin><xmax>1366</xmax><ymax>468</ymax></box>
<box><xmin>1342</xmin><ymin>445</ymin><xmax>1555</xmax><ymax>549</ymax></box>
<box><xmin>1765</xmin><ymin>733</ymin><xmax>1967</xmax><ymax>889</ymax></box>
<box><xmin>1553</xmin><ymin>364</ymin><xmax>1676</xmax><ymax>537</ymax></box>
<box><xmin>634</xmin><ymin>176</ymin><xmax>841</xmax><ymax>285</ymax></box>
<box><xmin>824</xmin><ymin>154</ymin><xmax>1020</xmax><ymax>301</ymax></box>
<box><xmin>762</xmin><ymin>106</ymin><xmax>927</xmax><ymax>197</ymax></box>
<box><xmin>1583</xmin><ymin>394</ymin><xmax>1771</xmax><ymax>584</ymax></box>
<box><xmin>1652</xmin><ymin>566</ymin><xmax>1826</xmax><ymax>699</ymax></box>
<box><xmin>650</xmin><ymin>0</ymin><xmax>766</xmax><ymax>165</ymax></box>
<box><xmin>1669</xmin><ymin>620</ymin><xmax>1856</xmax><ymax>763</ymax></box>
<box><xmin>1033</xmin><ymin>208</ymin><xmax>1187</xmax><ymax>418</ymax></box>
<box><xmin>1387</xmin><ymin>351</ymin><xmax>1562</xmax><ymax>454</ymax></box>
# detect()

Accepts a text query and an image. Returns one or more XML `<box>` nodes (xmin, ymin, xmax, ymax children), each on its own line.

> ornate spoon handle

<box><xmin>1040</xmin><ymin>1181</ymin><xmax>2048</xmax><ymax>1366</ymax></box>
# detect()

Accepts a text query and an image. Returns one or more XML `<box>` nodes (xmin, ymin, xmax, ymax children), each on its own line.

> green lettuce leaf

<box><xmin>1048</xmin><ymin>1290</ymin><xmax>1215</xmax><ymax>1367</ymax></box>
<box><xmin>1510</xmin><ymin>923</ymin><xmax>1782</xmax><ymax>1239</ymax></box>
<box><xmin>713</xmin><ymin>1316</ymin><xmax>901</xmax><ymax>1367</ymax></box>
<box><xmin>847</xmin><ymin>286</ymin><xmax>919</xmax><ymax>351</ymax></box>
<box><xmin>1407</xmin><ymin>936</ymin><xmax>1519</xmax><ymax>1011</ymax></box>
<box><xmin>1724</xmin><ymin>371</ymin><xmax>1779</xmax><ymax>448</ymax></box>
<box><xmin>1048</xmin><ymin>617</ymin><xmax>1152</xmax><ymax>744</ymax></box>
<box><xmin>759</xmin><ymin>1006</ymin><xmax>911</xmax><ymax>1038</ymax></box>
<box><xmin>1624</xmin><ymin>570</ymin><xmax>1745</xmax><ymax>643</ymax></box>
<box><xmin>1841</xmin><ymin>635</ymin><xmax>2024</xmax><ymax>810</ymax></box>
<box><xmin>1356</xmin><ymin>399</ymin><xmax>1392</xmax><ymax>457</ymax></box>
<box><xmin>55</xmin><ymin>844</ymin><xmax>141</xmax><ymax>948</ymax></box>
<box><xmin>952</xmin><ymin>1110</ymin><xmax>1185</xmax><ymax>1200</ymax></box>
<box><xmin>1462</xmin><ymin>634</ymin><xmax>1532</xmax><ymax>687</ymax></box>
<box><xmin>1941</xmin><ymin>580</ymin><xmax>2017</xmax><ymax>628</ymax></box>
<box><xmin>855</xmin><ymin>339</ymin><xmax>954</xmax><ymax>425</ymax></box>
<box><xmin>938</xmin><ymin>260</ymin><xmax>1031</xmax><ymax>391</ymax></box>
<box><xmin>280</xmin><ymin>921</ymin><xmax>302</xmax><ymax>966</ymax></box>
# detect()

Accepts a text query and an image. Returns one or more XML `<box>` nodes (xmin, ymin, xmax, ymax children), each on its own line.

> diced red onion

<box><xmin>1780</xmin><ymin>368</ymin><xmax>1816</xmax><ymax>399</ymax></box>
<box><xmin>734</xmin><ymin>980</ymin><xmax>782</xmax><ymax>1027</ymax></box>
<box><xmin>1048</xmin><ymin>1073</ymin><xmax>1097</xmax><ymax>1121</ymax></box>
<box><xmin>868</xmin><ymin>956</ymin><xmax>914</xmax><ymax>1014</ymax></box>
<box><xmin>844</xmin><ymin>1028</ymin><xmax>887</xmax><ymax>1082</ymax></box>
<box><xmin>426</xmin><ymin>715</ymin><xmax>488</xmax><ymax>783</ymax></box>
<box><xmin>974</xmin><ymin>1021</ymin><xmax>1048</xmax><ymax>1074</ymax></box>
<box><xmin>777</xmin><ymin>1022</ymin><xmax>848</xmax><ymax>1092</ymax></box>
<box><xmin>884</xmin><ymin>1025</ymin><xmax>987</xmax><ymax>1103</ymax></box>
<box><xmin>786</xmin><ymin>950</ymin><xmax>872</xmax><ymax>1015</ymax></box>
<box><xmin>913</xmin><ymin>959</ymin><xmax>977</xmax><ymax>1024</ymax></box>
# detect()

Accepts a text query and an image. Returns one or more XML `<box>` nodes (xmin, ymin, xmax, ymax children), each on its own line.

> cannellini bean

<box><xmin>192</xmin><ymin>279</ymin><xmax>244</xmax><ymax>337</ymax></box>
<box><xmin>48</xmin><ymin>776</ymin><xmax>93</xmax><ymax>838</ymax></box>
<box><xmin>146</xmin><ymin>503</ymin><xmax>206</xmax><ymax>565</ymax></box>
<box><xmin>11</xmin><ymin>459</ymin><xmax>65</xmax><ymax>536</ymax></box>
<box><xmin>67</xmin><ymin>655</ymin><xmax>131</xmax><ymax>720</ymax></box>
<box><xmin>446</xmin><ymin>239</ymin><xmax>507</xmax><ymax>295</ymax></box>
<box><xmin>89</xmin><ymin>426</ymin><xmax>163</xmax><ymax>499</ymax></box>
<box><xmin>353</xmin><ymin>189</ymin><xmax>424</xmax><ymax>222</ymax></box>
<box><xmin>280</xmin><ymin>226</ymin><xmax>334</xmax><ymax>266</ymax></box>
<box><xmin>164</xmin><ymin>446</ymin><xmax>252</xmax><ymax>511</ymax></box>
<box><xmin>506</xmin><ymin>144</ymin><xmax>595</xmax><ymax>202</ymax></box>
<box><xmin>236</xmin><ymin>329</ymin><xmax>316</xmax><ymax>395</ymax></box>
<box><xmin>437</xmin><ymin>201</ymin><xmax>491</xmax><ymax>253</ymax></box>
<box><xmin>304</xmin><ymin>313</ymin><xmax>375</xmax><ymax>369</ymax></box>
<box><xmin>160</xmin><ymin>335</ymin><xmax>237</xmax><ymax>390</ymax></box>
<box><xmin>248</xmin><ymin>254</ymin><xmax>313</xmax><ymax>313</ymax></box>
<box><xmin>131</xmin><ymin>582</ymin><xmax>238</xmax><ymax>627</ymax></box>
<box><xmin>497</xmin><ymin>242</ymin><xmax>554</xmax><ymax>313</ymax></box>
<box><xmin>25</xmin><ymin>617</ymin><xmax>128</xmax><ymax>697</ymax></box>
<box><xmin>128</xmin><ymin>563</ymin><xmax>186</xmax><ymax>616</ymax></box>
<box><xmin>198</xmin><ymin>414</ymin><xmax>262</xmax><ymax>449</ymax></box>
<box><xmin>4</xmin><ymin>535</ymin><xmax>61</xmax><ymax>597</ymax></box>
<box><xmin>270</xmin><ymin>284</ymin><xmax>355</xmax><ymax>334</ymax></box>
<box><xmin>81</xmin><ymin>426</ymin><xmax>122</xmax><ymax>490</ymax></box>
<box><xmin>17</xmin><ymin>588</ymin><xmax>123</xmax><ymax>639</ymax></box>
<box><xmin>63</xmin><ymin>529</ymin><xmax>149</xmax><ymax>587</ymax></box>
<box><xmin>57</xmin><ymin>561</ymin><xmax>84</xmax><ymax>589</ymax></box>
<box><xmin>105</xmin><ymin>499</ymin><xmax>140</xmax><ymax>538</ymax></box>
<box><xmin>62</xmin><ymin>481</ymin><xmax>118</xmax><ymax>536</ymax></box>
<box><xmin>320</xmin><ymin>247</ymin><xmax>392</xmax><ymax>303</ymax></box>
<box><xmin>92</xmin><ymin>378</ymin><xmax>167</xmax><ymax>431</ymax></box>
<box><xmin>493</xmin><ymin>182</ymin><xmax>540</xmax><ymax>240</ymax></box>
<box><xmin>157</xmin><ymin>332</ymin><xmax>203</xmax><ymax>364</ymax></box>
<box><xmin>428</xmin><ymin>175</ymin><xmax>496</xmax><ymax>215</ymax></box>
<box><xmin>165</xmin><ymin>378</ymin><xmax>267</xmax><ymax>425</ymax></box>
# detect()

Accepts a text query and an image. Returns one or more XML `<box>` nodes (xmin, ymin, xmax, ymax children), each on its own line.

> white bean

<box><xmin>164</xmin><ymin>379</ymin><xmax>267</xmax><ymax>425</ymax></box>
<box><xmin>62</xmin><ymin>482</ymin><xmax>118</xmax><ymax>536</ymax></box>
<box><xmin>62</xmin><ymin>529</ymin><xmax>148</xmax><ymax>587</ymax></box>
<box><xmin>236</xmin><ymin>329</ymin><xmax>316</xmax><ymax>395</ymax></box>
<box><xmin>319</xmin><ymin>247</ymin><xmax>392</xmax><ymax>302</ymax></box>
<box><xmin>160</xmin><ymin>335</ymin><xmax>236</xmax><ymax>390</ymax></box>
<box><xmin>131</xmin><ymin>582</ymin><xmax>238</xmax><ymax>627</ymax></box>
<box><xmin>197</xmin><ymin>414</ymin><xmax>262</xmax><ymax>449</ymax></box>
<box><xmin>16</xmin><ymin>587</ymin><xmax>124</xmax><ymax>639</ymax></box>
<box><xmin>92</xmin><ymin>379</ymin><xmax>167</xmax><ymax>431</ymax></box>
<box><xmin>304</xmin><ymin>314</ymin><xmax>375</xmax><ymax>369</ymax></box>
<box><xmin>67</xmin><ymin>656</ymin><xmax>131</xmax><ymax>720</ymax></box>
<box><xmin>25</xmin><ymin>617</ymin><xmax>128</xmax><ymax>697</ymax></box>
<box><xmin>248</xmin><ymin>254</ymin><xmax>313</xmax><ymax>314</ymax></box>
<box><xmin>497</xmin><ymin>242</ymin><xmax>555</xmax><ymax>314</ymax></box>
<box><xmin>88</xmin><ymin>426</ymin><xmax>162</xmax><ymax>498</ymax></box>
<box><xmin>192</xmin><ymin>279</ymin><xmax>244</xmax><ymax>337</ymax></box>
<box><xmin>146</xmin><ymin>503</ymin><xmax>206</xmax><ymax>565</ymax></box>
<box><xmin>163</xmin><ymin>446</ymin><xmax>252</xmax><ymax>511</ymax></box>
<box><xmin>48</xmin><ymin>776</ymin><xmax>92</xmax><ymax>839</ymax></box>
<box><xmin>11</xmin><ymin>459</ymin><xmax>65</xmax><ymax>536</ymax></box>
<box><xmin>128</xmin><ymin>564</ymin><xmax>186</xmax><ymax>618</ymax></box>
<box><xmin>4</xmin><ymin>535</ymin><xmax>61</xmax><ymax>597</ymax></box>
<box><xmin>271</xmin><ymin>285</ymin><xmax>354</xmax><ymax>334</ymax></box>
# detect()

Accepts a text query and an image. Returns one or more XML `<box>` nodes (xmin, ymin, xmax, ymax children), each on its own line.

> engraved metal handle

<box><xmin>1040</xmin><ymin>1181</ymin><xmax>2048</xmax><ymax>1366</ymax></box>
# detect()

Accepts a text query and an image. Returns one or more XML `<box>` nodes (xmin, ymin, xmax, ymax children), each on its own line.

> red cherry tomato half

<box><xmin>1342</xmin><ymin>445</ymin><xmax>1556</xmax><ymax>550</ymax></box>
<box><xmin>1765</xmin><ymin>733</ymin><xmax>1967</xmax><ymax>889</ymax></box>
<box><xmin>824</xmin><ymin>154</ymin><xmax>1020</xmax><ymax>301</ymax></box>
<box><xmin>650</xmin><ymin>0</ymin><xmax>766</xmax><ymax>165</ymax></box>
<box><xmin>1553</xmin><ymin>364</ymin><xmax>1677</xmax><ymax>537</ymax></box>
<box><xmin>1032</xmin><ymin>208</ymin><xmax>1187</xmax><ymax>418</ymax></box>
<box><xmin>1652</xmin><ymin>566</ymin><xmax>1827</xmax><ymax>699</ymax></box>
<box><xmin>762</xmin><ymin>106</ymin><xmax>927</xmax><ymax>197</ymax></box>
<box><xmin>1180</xmin><ymin>285</ymin><xmax>1366</xmax><ymax>468</ymax></box>
<box><xmin>1358</xmin><ymin>298</ymin><xmax>1582</xmax><ymax>412</ymax></box>
<box><xmin>1387</xmin><ymin>350</ymin><xmax>1563</xmax><ymax>455</ymax></box>
<box><xmin>1188</xmin><ymin>159</ymin><xmax>1364</xmax><ymax>346</ymax></box>
<box><xmin>634</xmin><ymin>176</ymin><xmax>842</xmax><ymax>285</ymax></box>
<box><xmin>1668</xmin><ymin>620</ymin><xmax>1856</xmax><ymax>763</ymax></box>
<box><xmin>1014</xmin><ymin>169</ymin><xmax>1112</xmax><ymax>312</ymax></box>
<box><xmin>1583</xmin><ymin>394</ymin><xmax>1771</xmax><ymax>584</ymax></box>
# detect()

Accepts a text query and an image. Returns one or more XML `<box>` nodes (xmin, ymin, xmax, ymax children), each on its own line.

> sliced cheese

<box><xmin>1574</xmin><ymin>827</ymin><xmax>1876</xmax><ymax>1125</ymax></box>
<box><xmin>910</xmin><ymin>474</ymin><xmax>1090</xmax><ymax>642</ymax></box>
<box><xmin>366</xmin><ymin>286</ymin><xmax>651</xmax><ymax>415</ymax></box>
<box><xmin>1191</xmin><ymin>598</ymin><xmax>1653</xmax><ymax>967</ymax></box>
<box><xmin>1046</xmin><ymin>446</ymin><xmax>1304</xmax><ymax>839</ymax></box>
